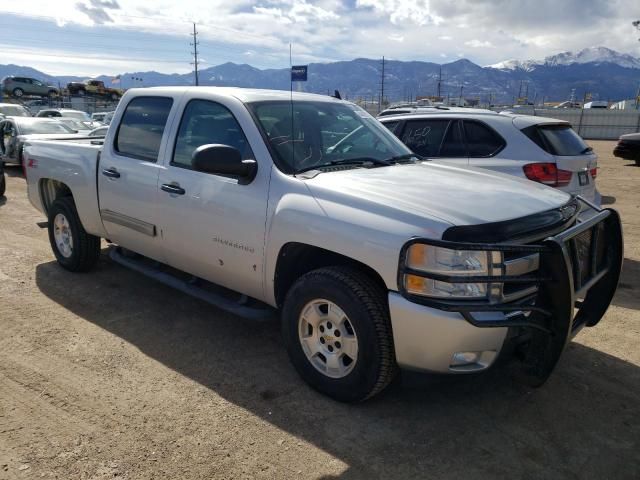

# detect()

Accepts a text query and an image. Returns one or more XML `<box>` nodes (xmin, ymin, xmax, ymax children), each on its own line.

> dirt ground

<box><xmin>0</xmin><ymin>140</ymin><xmax>638</xmax><ymax>479</ymax></box>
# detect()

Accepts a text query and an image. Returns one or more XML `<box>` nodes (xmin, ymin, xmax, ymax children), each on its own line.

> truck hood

<box><xmin>305</xmin><ymin>162</ymin><xmax>571</xmax><ymax>227</ymax></box>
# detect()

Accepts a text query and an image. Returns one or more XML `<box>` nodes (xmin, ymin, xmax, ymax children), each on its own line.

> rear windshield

<box><xmin>62</xmin><ymin>111</ymin><xmax>91</xmax><ymax>121</ymax></box>
<box><xmin>522</xmin><ymin>124</ymin><xmax>589</xmax><ymax>156</ymax></box>
<box><xmin>20</xmin><ymin>121</ymin><xmax>75</xmax><ymax>134</ymax></box>
<box><xmin>0</xmin><ymin>105</ymin><xmax>30</xmax><ymax>117</ymax></box>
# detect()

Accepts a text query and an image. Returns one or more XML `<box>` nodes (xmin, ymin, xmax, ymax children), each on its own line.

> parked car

<box><xmin>23</xmin><ymin>87</ymin><xmax>622</xmax><ymax>402</ymax></box>
<box><xmin>613</xmin><ymin>132</ymin><xmax>640</xmax><ymax>165</ymax></box>
<box><xmin>91</xmin><ymin>112</ymin><xmax>110</xmax><ymax>123</ymax></box>
<box><xmin>36</xmin><ymin>109</ymin><xmax>92</xmax><ymax>122</ymax></box>
<box><xmin>554</xmin><ymin>101</ymin><xmax>582</xmax><ymax>109</ymax></box>
<box><xmin>57</xmin><ymin>118</ymin><xmax>101</xmax><ymax>134</ymax></box>
<box><xmin>379</xmin><ymin>111</ymin><xmax>601</xmax><ymax>206</ymax></box>
<box><xmin>23</xmin><ymin>99</ymin><xmax>53</xmax><ymax>116</ymax></box>
<box><xmin>0</xmin><ymin>103</ymin><xmax>31</xmax><ymax>119</ymax></box>
<box><xmin>66</xmin><ymin>79</ymin><xmax>122</xmax><ymax>100</ymax></box>
<box><xmin>0</xmin><ymin>117</ymin><xmax>76</xmax><ymax>165</ymax></box>
<box><xmin>583</xmin><ymin>101</ymin><xmax>608</xmax><ymax>109</ymax></box>
<box><xmin>101</xmin><ymin>111</ymin><xmax>115</xmax><ymax>125</ymax></box>
<box><xmin>0</xmin><ymin>160</ymin><xmax>5</xmax><ymax>197</ymax></box>
<box><xmin>88</xmin><ymin>125</ymin><xmax>109</xmax><ymax>137</ymax></box>
<box><xmin>1</xmin><ymin>76</ymin><xmax>59</xmax><ymax>98</ymax></box>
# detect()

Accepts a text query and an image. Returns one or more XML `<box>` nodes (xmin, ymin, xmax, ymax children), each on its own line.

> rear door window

<box><xmin>523</xmin><ymin>124</ymin><xmax>589</xmax><ymax>156</ymax></box>
<box><xmin>114</xmin><ymin>96</ymin><xmax>173</xmax><ymax>162</ymax></box>
<box><xmin>463</xmin><ymin>120</ymin><xmax>505</xmax><ymax>157</ymax></box>
<box><xmin>439</xmin><ymin>120</ymin><xmax>466</xmax><ymax>157</ymax></box>
<box><xmin>400</xmin><ymin>119</ymin><xmax>450</xmax><ymax>157</ymax></box>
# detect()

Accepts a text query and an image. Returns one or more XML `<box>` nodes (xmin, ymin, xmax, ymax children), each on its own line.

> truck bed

<box><xmin>24</xmin><ymin>138</ymin><xmax>107</xmax><ymax>238</ymax></box>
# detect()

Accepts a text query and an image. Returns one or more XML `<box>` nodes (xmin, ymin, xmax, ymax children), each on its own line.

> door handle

<box><xmin>101</xmin><ymin>168</ymin><xmax>120</xmax><ymax>179</ymax></box>
<box><xmin>161</xmin><ymin>183</ymin><xmax>186</xmax><ymax>195</ymax></box>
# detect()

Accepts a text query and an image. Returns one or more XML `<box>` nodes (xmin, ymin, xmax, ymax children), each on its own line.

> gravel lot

<box><xmin>0</xmin><ymin>140</ymin><xmax>638</xmax><ymax>479</ymax></box>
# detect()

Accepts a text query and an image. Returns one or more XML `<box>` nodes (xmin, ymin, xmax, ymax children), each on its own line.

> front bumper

<box><xmin>389</xmin><ymin>292</ymin><xmax>507</xmax><ymax>373</ymax></box>
<box><xmin>390</xmin><ymin>200</ymin><xmax>623</xmax><ymax>380</ymax></box>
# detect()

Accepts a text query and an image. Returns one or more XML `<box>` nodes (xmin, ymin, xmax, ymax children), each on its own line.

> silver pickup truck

<box><xmin>24</xmin><ymin>87</ymin><xmax>623</xmax><ymax>402</ymax></box>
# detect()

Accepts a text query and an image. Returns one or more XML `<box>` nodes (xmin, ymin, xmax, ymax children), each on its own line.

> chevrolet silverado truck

<box><xmin>23</xmin><ymin>87</ymin><xmax>623</xmax><ymax>402</ymax></box>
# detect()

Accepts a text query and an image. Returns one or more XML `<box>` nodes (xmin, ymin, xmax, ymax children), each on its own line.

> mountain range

<box><xmin>1</xmin><ymin>46</ymin><xmax>639</xmax><ymax>103</ymax></box>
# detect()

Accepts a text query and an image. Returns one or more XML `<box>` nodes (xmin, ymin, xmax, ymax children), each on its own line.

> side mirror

<box><xmin>192</xmin><ymin>144</ymin><xmax>257</xmax><ymax>184</ymax></box>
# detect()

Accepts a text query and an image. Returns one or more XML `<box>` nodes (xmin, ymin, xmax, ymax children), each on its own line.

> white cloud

<box><xmin>356</xmin><ymin>0</ymin><xmax>443</xmax><ymax>26</ymax></box>
<box><xmin>464</xmin><ymin>39</ymin><xmax>494</xmax><ymax>48</ymax></box>
<box><xmin>388</xmin><ymin>33</ymin><xmax>404</xmax><ymax>42</ymax></box>
<box><xmin>438</xmin><ymin>35</ymin><xmax>453</xmax><ymax>40</ymax></box>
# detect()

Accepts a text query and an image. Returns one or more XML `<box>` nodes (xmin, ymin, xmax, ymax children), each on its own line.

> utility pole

<box><xmin>378</xmin><ymin>56</ymin><xmax>386</xmax><ymax>112</ymax></box>
<box><xmin>190</xmin><ymin>23</ymin><xmax>200</xmax><ymax>86</ymax></box>
<box><xmin>436</xmin><ymin>65</ymin><xmax>442</xmax><ymax>99</ymax></box>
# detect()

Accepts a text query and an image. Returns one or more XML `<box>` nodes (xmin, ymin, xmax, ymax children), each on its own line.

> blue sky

<box><xmin>1</xmin><ymin>0</ymin><xmax>640</xmax><ymax>76</ymax></box>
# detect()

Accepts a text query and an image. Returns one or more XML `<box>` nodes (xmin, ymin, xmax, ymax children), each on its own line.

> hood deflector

<box><xmin>442</xmin><ymin>198</ymin><xmax>580</xmax><ymax>243</ymax></box>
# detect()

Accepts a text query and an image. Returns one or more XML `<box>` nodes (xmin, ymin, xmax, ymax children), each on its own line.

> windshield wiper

<box><xmin>385</xmin><ymin>153</ymin><xmax>422</xmax><ymax>163</ymax></box>
<box><xmin>580</xmin><ymin>146</ymin><xmax>593</xmax><ymax>154</ymax></box>
<box><xmin>296</xmin><ymin>157</ymin><xmax>392</xmax><ymax>174</ymax></box>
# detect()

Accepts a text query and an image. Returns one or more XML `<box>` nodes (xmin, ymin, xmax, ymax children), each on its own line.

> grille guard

<box><xmin>398</xmin><ymin>198</ymin><xmax>624</xmax><ymax>337</ymax></box>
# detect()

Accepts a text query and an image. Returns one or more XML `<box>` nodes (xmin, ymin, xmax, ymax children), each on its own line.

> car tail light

<box><xmin>523</xmin><ymin>163</ymin><xmax>572</xmax><ymax>188</ymax></box>
<box><xmin>590</xmin><ymin>167</ymin><xmax>598</xmax><ymax>179</ymax></box>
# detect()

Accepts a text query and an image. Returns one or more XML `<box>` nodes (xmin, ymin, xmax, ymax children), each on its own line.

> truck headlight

<box><xmin>402</xmin><ymin>244</ymin><xmax>500</xmax><ymax>299</ymax></box>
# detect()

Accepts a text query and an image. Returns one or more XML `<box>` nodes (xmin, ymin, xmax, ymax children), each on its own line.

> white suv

<box><xmin>379</xmin><ymin>111</ymin><xmax>600</xmax><ymax>205</ymax></box>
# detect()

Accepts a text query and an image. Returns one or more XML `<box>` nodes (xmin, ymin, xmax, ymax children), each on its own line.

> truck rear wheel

<box><xmin>282</xmin><ymin>266</ymin><xmax>397</xmax><ymax>402</ymax></box>
<box><xmin>0</xmin><ymin>172</ymin><xmax>5</xmax><ymax>197</ymax></box>
<box><xmin>48</xmin><ymin>197</ymin><xmax>100</xmax><ymax>272</ymax></box>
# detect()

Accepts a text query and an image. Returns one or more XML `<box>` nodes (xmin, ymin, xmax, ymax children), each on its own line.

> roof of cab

<box><xmin>136</xmin><ymin>86</ymin><xmax>343</xmax><ymax>104</ymax></box>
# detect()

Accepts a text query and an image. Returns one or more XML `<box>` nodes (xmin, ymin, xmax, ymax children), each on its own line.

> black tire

<box><xmin>635</xmin><ymin>159</ymin><xmax>640</xmax><ymax>167</ymax></box>
<box><xmin>12</xmin><ymin>88</ymin><xmax>23</xmax><ymax>97</ymax></box>
<box><xmin>47</xmin><ymin>196</ymin><xmax>100</xmax><ymax>272</ymax></box>
<box><xmin>282</xmin><ymin>266</ymin><xmax>397</xmax><ymax>402</ymax></box>
<box><xmin>48</xmin><ymin>90</ymin><xmax>57</xmax><ymax>98</ymax></box>
<box><xmin>0</xmin><ymin>173</ymin><xmax>5</xmax><ymax>197</ymax></box>
<box><xmin>111</xmin><ymin>93</ymin><xmax>119</xmax><ymax>101</ymax></box>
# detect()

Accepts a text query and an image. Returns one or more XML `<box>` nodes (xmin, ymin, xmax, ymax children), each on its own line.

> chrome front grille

<box><xmin>501</xmin><ymin>252</ymin><xmax>540</xmax><ymax>302</ymax></box>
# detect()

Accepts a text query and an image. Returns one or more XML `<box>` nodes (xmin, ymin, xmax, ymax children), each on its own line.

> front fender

<box><xmin>263</xmin><ymin>173</ymin><xmax>450</xmax><ymax>306</ymax></box>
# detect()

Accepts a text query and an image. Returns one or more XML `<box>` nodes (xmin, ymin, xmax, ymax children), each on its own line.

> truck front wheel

<box><xmin>47</xmin><ymin>197</ymin><xmax>100</xmax><ymax>272</ymax></box>
<box><xmin>282</xmin><ymin>266</ymin><xmax>397</xmax><ymax>402</ymax></box>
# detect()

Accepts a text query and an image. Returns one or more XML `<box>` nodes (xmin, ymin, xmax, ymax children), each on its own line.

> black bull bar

<box><xmin>398</xmin><ymin>202</ymin><xmax>624</xmax><ymax>383</ymax></box>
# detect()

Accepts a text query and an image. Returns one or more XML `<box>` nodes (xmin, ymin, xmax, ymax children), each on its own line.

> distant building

<box><xmin>609</xmin><ymin>99</ymin><xmax>639</xmax><ymax>110</ymax></box>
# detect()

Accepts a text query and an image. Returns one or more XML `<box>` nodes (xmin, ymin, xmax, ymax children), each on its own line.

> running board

<box><xmin>108</xmin><ymin>247</ymin><xmax>275</xmax><ymax>321</ymax></box>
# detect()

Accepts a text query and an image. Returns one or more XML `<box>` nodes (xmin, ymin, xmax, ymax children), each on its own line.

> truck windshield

<box><xmin>248</xmin><ymin>100</ymin><xmax>412</xmax><ymax>174</ymax></box>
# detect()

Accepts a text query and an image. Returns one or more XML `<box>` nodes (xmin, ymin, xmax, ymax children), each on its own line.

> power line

<box><xmin>378</xmin><ymin>56</ymin><xmax>385</xmax><ymax>112</ymax></box>
<box><xmin>191</xmin><ymin>23</ymin><xmax>199</xmax><ymax>86</ymax></box>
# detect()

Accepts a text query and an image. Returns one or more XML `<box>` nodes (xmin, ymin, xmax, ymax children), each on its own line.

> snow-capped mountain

<box><xmin>486</xmin><ymin>59</ymin><xmax>539</xmax><ymax>72</ymax></box>
<box><xmin>489</xmin><ymin>46</ymin><xmax>640</xmax><ymax>71</ymax></box>
<box><xmin>544</xmin><ymin>47</ymin><xmax>640</xmax><ymax>68</ymax></box>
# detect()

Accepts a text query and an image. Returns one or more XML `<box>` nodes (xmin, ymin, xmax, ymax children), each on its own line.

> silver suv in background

<box><xmin>379</xmin><ymin>111</ymin><xmax>600</xmax><ymax>205</ymax></box>
<box><xmin>1</xmin><ymin>76</ymin><xmax>59</xmax><ymax>98</ymax></box>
